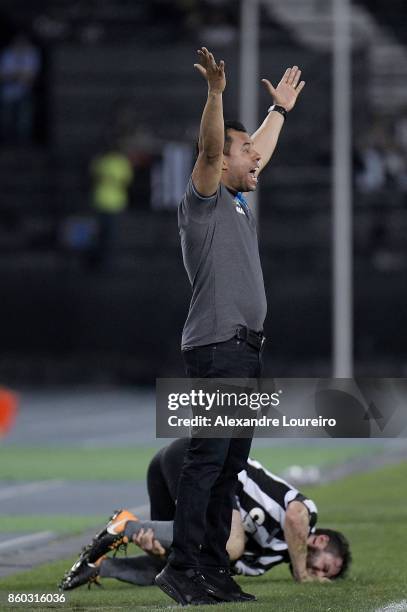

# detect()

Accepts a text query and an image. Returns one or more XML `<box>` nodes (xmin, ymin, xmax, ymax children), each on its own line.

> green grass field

<box><xmin>0</xmin><ymin>443</ymin><xmax>385</xmax><ymax>537</ymax></box>
<box><xmin>0</xmin><ymin>443</ymin><xmax>385</xmax><ymax>481</ymax></box>
<box><xmin>1</xmin><ymin>461</ymin><xmax>406</xmax><ymax>612</ymax></box>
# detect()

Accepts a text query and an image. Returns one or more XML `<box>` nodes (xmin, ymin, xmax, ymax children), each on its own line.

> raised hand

<box><xmin>262</xmin><ymin>66</ymin><xmax>305</xmax><ymax>112</ymax></box>
<box><xmin>194</xmin><ymin>47</ymin><xmax>226</xmax><ymax>94</ymax></box>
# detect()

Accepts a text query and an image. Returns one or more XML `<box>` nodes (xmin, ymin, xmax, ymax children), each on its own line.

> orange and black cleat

<box><xmin>59</xmin><ymin>509</ymin><xmax>138</xmax><ymax>591</ymax></box>
<box><xmin>59</xmin><ymin>555</ymin><xmax>106</xmax><ymax>591</ymax></box>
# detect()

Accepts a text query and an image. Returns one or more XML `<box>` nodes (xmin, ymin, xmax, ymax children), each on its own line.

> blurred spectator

<box><xmin>355</xmin><ymin>143</ymin><xmax>386</xmax><ymax>193</ymax></box>
<box><xmin>355</xmin><ymin>118</ymin><xmax>406</xmax><ymax>193</ymax></box>
<box><xmin>151</xmin><ymin>141</ymin><xmax>192</xmax><ymax>210</ymax></box>
<box><xmin>89</xmin><ymin>142</ymin><xmax>134</xmax><ymax>268</ymax></box>
<box><xmin>0</xmin><ymin>32</ymin><xmax>41</xmax><ymax>144</ymax></box>
<box><xmin>355</xmin><ymin>114</ymin><xmax>407</xmax><ymax>272</ymax></box>
<box><xmin>112</xmin><ymin>102</ymin><xmax>161</xmax><ymax>208</ymax></box>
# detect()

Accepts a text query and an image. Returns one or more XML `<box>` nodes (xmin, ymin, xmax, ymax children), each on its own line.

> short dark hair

<box><xmin>194</xmin><ymin>120</ymin><xmax>247</xmax><ymax>160</ymax></box>
<box><xmin>223</xmin><ymin>120</ymin><xmax>247</xmax><ymax>154</ymax></box>
<box><xmin>314</xmin><ymin>528</ymin><xmax>352</xmax><ymax>579</ymax></box>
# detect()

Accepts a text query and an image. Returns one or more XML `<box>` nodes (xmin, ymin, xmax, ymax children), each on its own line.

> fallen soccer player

<box><xmin>59</xmin><ymin>439</ymin><xmax>351</xmax><ymax>592</ymax></box>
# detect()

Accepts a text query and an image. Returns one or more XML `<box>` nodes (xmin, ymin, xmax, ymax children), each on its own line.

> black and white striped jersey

<box><xmin>233</xmin><ymin>458</ymin><xmax>318</xmax><ymax>576</ymax></box>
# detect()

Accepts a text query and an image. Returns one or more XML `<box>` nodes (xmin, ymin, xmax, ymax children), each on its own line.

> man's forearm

<box><xmin>251</xmin><ymin>110</ymin><xmax>285</xmax><ymax>172</ymax></box>
<box><xmin>124</xmin><ymin>519</ymin><xmax>173</xmax><ymax>549</ymax></box>
<box><xmin>284</xmin><ymin>507</ymin><xmax>310</xmax><ymax>581</ymax></box>
<box><xmin>198</xmin><ymin>91</ymin><xmax>224</xmax><ymax>158</ymax></box>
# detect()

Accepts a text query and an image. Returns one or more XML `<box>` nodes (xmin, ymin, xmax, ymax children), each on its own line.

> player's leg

<box><xmin>159</xmin><ymin>437</ymin><xmax>189</xmax><ymax>504</ymax></box>
<box><xmin>99</xmin><ymin>554</ymin><xmax>166</xmax><ymax>586</ymax></box>
<box><xmin>59</xmin><ymin>508</ymin><xmax>138</xmax><ymax>590</ymax></box>
<box><xmin>147</xmin><ymin>445</ymin><xmax>176</xmax><ymax>520</ymax></box>
<box><xmin>95</xmin><ymin>441</ymin><xmax>190</xmax><ymax>588</ymax></box>
<box><xmin>59</xmin><ymin>447</ymin><xmax>175</xmax><ymax>590</ymax></box>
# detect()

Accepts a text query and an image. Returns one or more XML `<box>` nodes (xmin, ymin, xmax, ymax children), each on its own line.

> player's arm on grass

<box><xmin>226</xmin><ymin>509</ymin><xmax>246</xmax><ymax>561</ymax></box>
<box><xmin>284</xmin><ymin>500</ymin><xmax>329</xmax><ymax>583</ymax></box>
<box><xmin>192</xmin><ymin>47</ymin><xmax>226</xmax><ymax>197</ymax></box>
<box><xmin>251</xmin><ymin>66</ymin><xmax>305</xmax><ymax>174</ymax></box>
<box><xmin>133</xmin><ymin>510</ymin><xmax>245</xmax><ymax>562</ymax></box>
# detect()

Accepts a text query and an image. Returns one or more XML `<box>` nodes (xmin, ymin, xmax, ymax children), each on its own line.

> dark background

<box><xmin>0</xmin><ymin>0</ymin><xmax>406</xmax><ymax>386</ymax></box>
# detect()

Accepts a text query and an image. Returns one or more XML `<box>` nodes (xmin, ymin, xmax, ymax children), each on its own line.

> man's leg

<box><xmin>90</xmin><ymin>440</ymin><xmax>201</xmax><ymax>588</ymax></box>
<box><xmin>168</xmin><ymin>435</ymin><xmax>232</xmax><ymax>569</ymax></box>
<box><xmin>155</xmin><ymin>434</ymin><xmax>236</xmax><ymax>605</ymax></box>
<box><xmin>194</xmin><ymin>340</ymin><xmax>261</xmax><ymax>601</ymax></box>
<box><xmin>198</xmin><ymin>338</ymin><xmax>261</xmax><ymax>568</ymax></box>
<box><xmin>157</xmin><ymin>338</ymin><xmax>262</xmax><ymax>602</ymax></box>
<box><xmin>155</xmin><ymin>343</ymin><xmax>237</xmax><ymax>604</ymax></box>
<box><xmin>200</xmin><ymin>435</ymin><xmax>253</xmax><ymax>569</ymax></box>
<box><xmin>167</xmin><ymin>343</ymin><xmax>235</xmax><ymax>569</ymax></box>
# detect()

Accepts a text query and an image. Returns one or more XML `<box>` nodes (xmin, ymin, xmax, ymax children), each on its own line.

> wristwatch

<box><xmin>268</xmin><ymin>104</ymin><xmax>287</xmax><ymax>120</ymax></box>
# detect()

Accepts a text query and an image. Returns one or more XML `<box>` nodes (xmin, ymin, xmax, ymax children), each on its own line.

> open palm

<box><xmin>262</xmin><ymin>66</ymin><xmax>305</xmax><ymax>112</ymax></box>
<box><xmin>194</xmin><ymin>47</ymin><xmax>226</xmax><ymax>94</ymax></box>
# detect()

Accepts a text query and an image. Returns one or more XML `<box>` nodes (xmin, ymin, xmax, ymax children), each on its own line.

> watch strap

<box><xmin>268</xmin><ymin>104</ymin><xmax>287</xmax><ymax>120</ymax></box>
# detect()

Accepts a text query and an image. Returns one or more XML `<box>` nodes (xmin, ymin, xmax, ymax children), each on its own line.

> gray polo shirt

<box><xmin>179</xmin><ymin>178</ymin><xmax>267</xmax><ymax>349</ymax></box>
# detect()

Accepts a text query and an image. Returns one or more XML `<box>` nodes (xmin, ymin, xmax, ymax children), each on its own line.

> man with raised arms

<box><xmin>150</xmin><ymin>47</ymin><xmax>306</xmax><ymax>605</ymax></box>
<box><xmin>60</xmin><ymin>47</ymin><xmax>306</xmax><ymax>605</ymax></box>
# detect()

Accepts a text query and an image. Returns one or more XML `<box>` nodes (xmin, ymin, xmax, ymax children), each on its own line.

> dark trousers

<box><xmin>146</xmin><ymin>440</ymin><xmax>187</xmax><ymax>521</ymax></box>
<box><xmin>168</xmin><ymin>337</ymin><xmax>263</xmax><ymax>570</ymax></box>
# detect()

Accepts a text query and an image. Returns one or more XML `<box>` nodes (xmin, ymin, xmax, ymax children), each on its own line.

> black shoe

<box><xmin>58</xmin><ymin>509</ymin><xmax>133</xmax><ymax>591</ymax></box>
<box><xmin>200</xmin><ymin>567</ymin><xmax>256</xmax><ymax>602</ymax></box>
<box><xmin>155</xmin><ymin>565</ymin><xmax>218</xmax><ymax>606</ymax></box>
<box><xmin>78</xmin><ymin>509</ymin><xmax>134</xmax><ymax>563</ymax></box>
<box><xmin>59</xmin><ymin>556</ymin><xmax>106</xmax><ymax>591</ymax></box>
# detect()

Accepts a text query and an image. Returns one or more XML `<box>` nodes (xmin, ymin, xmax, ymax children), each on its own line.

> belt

<box><xmin>234</xmin><ymin>326</ymin><xmax>266</xmax><ymax>351</ymax></box>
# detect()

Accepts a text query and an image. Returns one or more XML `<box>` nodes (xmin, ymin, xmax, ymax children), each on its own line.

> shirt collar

<box><xmin>225</xmin><ymin>186</ymin><xmax>249</xmax><ymax>212</ymax></box>
<box><xmin>235</xmin><ymin>191</ymin><xmax>249</xmax><ymax>210</ymax></box>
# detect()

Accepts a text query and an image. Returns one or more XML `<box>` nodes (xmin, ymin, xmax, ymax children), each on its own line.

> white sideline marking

<box><xmin>375</xmin><ymin>600</ymin><xmax>407</xmax><ymax>612</ymax></box>
<box><xmin>0</xmin><ymin>531</ymin><xmax>54</xmax><ymax>552</ymax></box>
<box><xmin>0</xmin><ymin>480</ymin><xmax>64</xmax><ymax>500</ymax></box>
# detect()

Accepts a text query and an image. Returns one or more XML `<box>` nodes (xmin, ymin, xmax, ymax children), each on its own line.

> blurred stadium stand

<box><xmin>0</xmin><ymin>1</ymin><xmax>406</xmax><ymax>385</ymax></box>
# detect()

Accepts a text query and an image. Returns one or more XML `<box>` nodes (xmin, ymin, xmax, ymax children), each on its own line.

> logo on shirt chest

<box><xmin>234</xmin><ymin>199</ymin><xmax>246</xmax><ymax>216</ymax></box>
